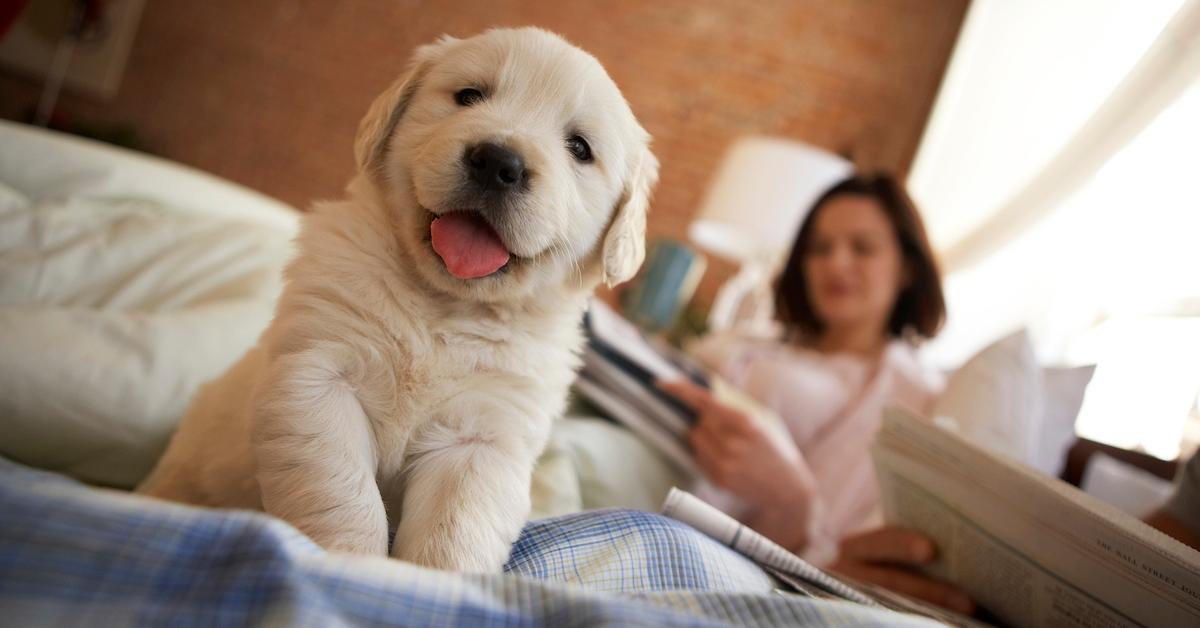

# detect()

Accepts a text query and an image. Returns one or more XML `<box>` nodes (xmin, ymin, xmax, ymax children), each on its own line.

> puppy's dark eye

<box><xmin>454</xmin><ymin>88</ymin><xmax>484</xmax><ymax>107</ymax></box>
<box><xmin>566</xmin><ymin>135</ymin><xmax>593</xmax><ymax>163</ymax></box>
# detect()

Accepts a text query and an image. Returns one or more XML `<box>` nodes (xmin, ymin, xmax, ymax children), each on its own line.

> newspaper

<box><xmin>660</xmin><ymin>488</ymin><xmax>996</xmax><ymax>626</ymax></box>
<box><xmin>873</xmin><ymin>407</ymin><xmax>1200</xmax><ymax>627</ymax></box>
<box><xmin>660</xmin><ymin>487</ymin><xmax>881</xmax><ymax>606</ymax></box>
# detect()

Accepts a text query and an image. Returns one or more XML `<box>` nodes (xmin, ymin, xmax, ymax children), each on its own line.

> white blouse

<box><xmin>686</xmin><ymin>331</ymin><xmax>943</xmax><ymax>563</ymax></box>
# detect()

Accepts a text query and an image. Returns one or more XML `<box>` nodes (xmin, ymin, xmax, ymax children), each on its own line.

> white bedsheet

<box><xmin>0</xmin><ymin>121</ymin><xmax>299</xmax><ymax>488</ymax></box>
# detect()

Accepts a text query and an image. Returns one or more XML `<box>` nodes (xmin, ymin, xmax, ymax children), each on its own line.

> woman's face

<box><xmin>803</xmin><ymin>194</ymin><xmax>906</xmax><ymax>334</ymax></box>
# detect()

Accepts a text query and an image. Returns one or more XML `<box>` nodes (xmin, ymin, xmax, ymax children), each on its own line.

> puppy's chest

<box><xmin>368</xmin><ymin>330</ymin><xmax>575</xmax><ymax>485</ymax></box>
<box><xmin>366</xmin><ymin>327</ymin><xmax>575</xmax><ymax>429</ymax></box>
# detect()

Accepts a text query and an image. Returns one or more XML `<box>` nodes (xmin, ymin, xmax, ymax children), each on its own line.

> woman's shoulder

<box><xmin>881</xmin><ymin>340</ymin><xmax>945</xmax><ymax>405</ymax></box>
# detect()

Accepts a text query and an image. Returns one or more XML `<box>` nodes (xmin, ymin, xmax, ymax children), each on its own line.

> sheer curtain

<box><xmin>909</xmin><ymin>0</ymin><xmax>1200</xmax><ymax>458</ymax></box>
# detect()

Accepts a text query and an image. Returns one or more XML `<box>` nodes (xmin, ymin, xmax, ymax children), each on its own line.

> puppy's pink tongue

<box><xmin>430</xmin><ymin>212</ymin><xmax>511</xmax><ymax>279</ymax></box>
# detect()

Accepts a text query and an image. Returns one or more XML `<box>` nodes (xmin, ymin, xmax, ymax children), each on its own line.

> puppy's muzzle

<box><xmin>464</xmin><ymin>143</ymin><xmax>528</xmax><ymax>194</ymax></box>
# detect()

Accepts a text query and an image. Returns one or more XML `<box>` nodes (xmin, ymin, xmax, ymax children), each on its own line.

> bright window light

<box><xmin>927</xmin><ymin>79</ymin><xmax>1200</xmax><ymax>459</ymax></box>
<box><xmin>1070</xmin><ymin>317</ymin><xmax>1200</xmax><ymax>459</ymax></box>
<box><xmin>909</xmin><ymin>0</ymin><xmax>1185</xmax><ymax>251</ymax></box>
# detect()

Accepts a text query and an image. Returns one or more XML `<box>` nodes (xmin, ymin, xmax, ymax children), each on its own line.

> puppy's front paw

<box><xmin>393</xmin><ymin>523</ymin><xmax>516</xmax><ymax>573</ymax></box>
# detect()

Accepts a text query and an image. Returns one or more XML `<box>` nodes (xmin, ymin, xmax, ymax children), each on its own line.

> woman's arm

<box><xmin>660</xmin><ymin>381</ymin><xmax>976</xmax><ymax>615</ymax></box>
<box><xmin>659</xmin><ymin>379</ymin><xmax>821</xmax><ymax>552</ymax></box>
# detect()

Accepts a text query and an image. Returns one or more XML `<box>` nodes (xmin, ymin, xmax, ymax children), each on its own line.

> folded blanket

<box><xmin>0</xmin><ymin>458</ymin><xmax>930</xmax><ymax>626</ymax></box>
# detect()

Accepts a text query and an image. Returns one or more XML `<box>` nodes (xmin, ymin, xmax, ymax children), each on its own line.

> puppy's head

<box><xmin>354</xmin><ymin>28</ymin><xmax>658</xmax><ymax>303</ymax></box>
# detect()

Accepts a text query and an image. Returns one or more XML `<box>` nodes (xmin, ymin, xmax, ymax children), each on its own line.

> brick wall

<box><xmin>0</xmin><ymin>0</ymin><xmax>967</xmax><ymax>305</ymax></box>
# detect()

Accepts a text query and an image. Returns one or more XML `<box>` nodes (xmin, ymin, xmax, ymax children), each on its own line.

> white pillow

<box><xmin>1034</xmin><ymin>365</ymin><xmax>1096</xmax><ymax>476</ymax></box>
<box><xmin>934</xmin><ymin>330</ymin><xmax>1096</xmax><ymax>475</ymax></box>
<box><xmin>0</xmin><ymin>123</ymin><xmax>300</xmax><ymax>489</ymax></box>
<box><xmin>934</xmin><ymin>329</ymin><xmax>1044</xmax><ymax>465</ymax></box>
<box><xmin>0</xmin><ymin>191</ymin><xmax>296</xmax><ymax>488</ymax></box>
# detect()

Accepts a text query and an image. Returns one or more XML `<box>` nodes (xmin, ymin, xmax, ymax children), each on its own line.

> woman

<box><xmin>661</xmin><ymin>173</ymin><xmax>946</xmax><ymax>562</ymax></box>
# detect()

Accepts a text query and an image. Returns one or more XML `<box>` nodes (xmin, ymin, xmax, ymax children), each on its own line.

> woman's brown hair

<box><xmin>775</xmin><ymin>173</ymin><xmax>945</xmax><ymax>340</ymax></box>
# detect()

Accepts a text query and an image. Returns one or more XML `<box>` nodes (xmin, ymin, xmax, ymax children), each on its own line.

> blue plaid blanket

<box><xmin>0</xmin><ymin>458</ymin><xmax>932</xmax><ymax>626</ymax></box>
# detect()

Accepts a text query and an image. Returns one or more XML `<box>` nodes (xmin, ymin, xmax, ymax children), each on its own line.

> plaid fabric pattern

<box><xmin>507</xmin><ymin>509</ymin><xmax>773</xmax><ymax>593</ymax></box>
<box><xmin>0</xmin><ymin>458</ymin><xmax>934</xmax><ymax>627</ymax></box>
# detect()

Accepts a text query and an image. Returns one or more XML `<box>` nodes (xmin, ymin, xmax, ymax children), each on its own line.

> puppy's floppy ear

<box><xmin>354</xmin><ymin>35</ymin><xmax>459</xmax><ymax>182</ymax></box>
<box><xmin>602</xmin><ymin>146</ymin><xmax>659</xmax><ymax>288</ymax></box>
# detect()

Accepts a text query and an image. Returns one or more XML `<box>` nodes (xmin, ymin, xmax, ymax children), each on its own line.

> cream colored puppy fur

<box><xmin>138</xmin><ymin>28</ymin><xmax>658</xmax><ymax>573</ymax></box>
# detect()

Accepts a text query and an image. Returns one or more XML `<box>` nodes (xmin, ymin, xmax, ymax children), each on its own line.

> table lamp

<box><xmin>689</xmin><ymin>137</ymin><xmax>853</xmax><ymax>336</ymax></box>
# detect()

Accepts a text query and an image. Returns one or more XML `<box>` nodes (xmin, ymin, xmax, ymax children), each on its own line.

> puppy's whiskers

<box><xmin>549</xmin><ymin>240</ymin><xmax>584</xmax><ymax>288</ymax></box>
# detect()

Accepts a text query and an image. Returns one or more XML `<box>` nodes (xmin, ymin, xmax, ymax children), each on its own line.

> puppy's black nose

<box><xmin>465</xmin><ymin>143</ymin><xmax>527</xmax><ymax>190</ymax></box>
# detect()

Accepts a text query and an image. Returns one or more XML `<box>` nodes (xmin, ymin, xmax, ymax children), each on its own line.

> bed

<box><xmin>0</xmin><ymin>120</ymin><xmax>926</xmax><ymax>626</ymax></box>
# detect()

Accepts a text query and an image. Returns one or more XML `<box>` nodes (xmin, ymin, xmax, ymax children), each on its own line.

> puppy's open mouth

<box><xmin>427</xmin><ymin>210</ymin><xmax>512</xmax><ymax>279</ymax></box>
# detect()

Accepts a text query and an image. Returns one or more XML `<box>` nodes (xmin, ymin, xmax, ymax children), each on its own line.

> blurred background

<box><xmin>0</xmin><ymin>0</ymin><xmax>968</xmax><ymax>306</ymax></box>
<box><xmin>1</xmin><ymin>0</ymin><xmax>1197</xmax><ymax>503</ymax></box>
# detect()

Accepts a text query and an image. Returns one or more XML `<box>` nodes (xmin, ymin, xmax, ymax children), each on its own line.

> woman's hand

<box><xmin>830</xmin><ymin>527</ymin><xmax>975</xmax><ymax>615</ymax></box>
<box><xmin>658</xmin><ymin>379</ymin><xmax>818</xmax><ymax>549</ymax></box>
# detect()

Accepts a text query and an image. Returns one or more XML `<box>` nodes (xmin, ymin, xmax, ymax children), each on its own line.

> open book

<box><xmin>873</xmin><ymin>407</ymin><xmax>1200</xmax><ymax>627</ymax></box>
<box><xmin>577</xmin><ymin>300</ymin><xmax>787</xmax><ymax>476</ymax></box>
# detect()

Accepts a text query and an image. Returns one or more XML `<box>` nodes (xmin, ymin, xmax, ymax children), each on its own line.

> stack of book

<box><xmin>576</xmin><ymin>300</ymin><xmax>791</xmax><ymax>477</ymax></box>
<box><xmin>575</xmin><ymin>300</ymin><xmax>710</xmax><ymax>475</ymax></box>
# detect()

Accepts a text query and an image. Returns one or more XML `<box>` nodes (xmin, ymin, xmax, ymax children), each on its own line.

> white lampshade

<box><xmin>689</xmin><ymin>137</ymin><xmax>853</xmax><ymax>266</ymax></box>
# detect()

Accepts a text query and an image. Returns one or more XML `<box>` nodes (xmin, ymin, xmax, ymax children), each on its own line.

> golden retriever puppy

<box><xmin>138</xmin><ymin>27</ymin><xmax>658</xmax><ymax>572</ymax></box>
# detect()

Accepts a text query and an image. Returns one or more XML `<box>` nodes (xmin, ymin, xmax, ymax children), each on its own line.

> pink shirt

<box><xmin>688</xmin><ymin>332</ymin><xmax>943</xmax><ymax>562</ymax></box>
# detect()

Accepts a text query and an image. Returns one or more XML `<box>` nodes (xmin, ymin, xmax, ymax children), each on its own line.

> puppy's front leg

<box><xmin>392</xmin><ymin>396</ymin><xmax>548</xmax><ymax>572</ymax></box>
<box><xmin>253</xmin><ymin>348</ymin><xmax>388</xmax><ymax>556</ymax></box>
